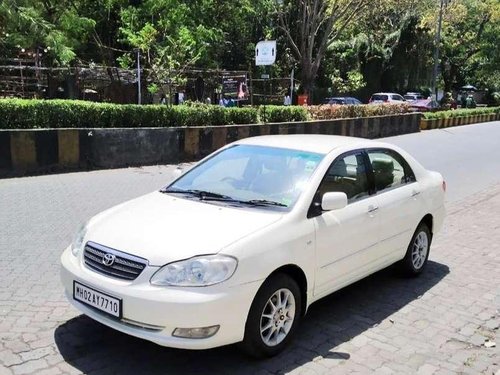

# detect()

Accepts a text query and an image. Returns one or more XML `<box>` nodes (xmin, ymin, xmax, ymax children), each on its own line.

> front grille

<box><xmin>83</xmin><ymin>242</ymin><xmax>147</xmax><ymax>281</ymax></box>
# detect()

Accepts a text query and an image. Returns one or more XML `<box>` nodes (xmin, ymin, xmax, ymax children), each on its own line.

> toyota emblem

<box><xmin>102</xmin><ymin>253</ymin><xmax>116</xmax><ymax>266</ymax></box>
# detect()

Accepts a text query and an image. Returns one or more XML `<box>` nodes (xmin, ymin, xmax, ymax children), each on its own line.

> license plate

<box><xmin>73</xmin><ymin>281</ymin><xmax>122</xmax><ymax>318</ymax></box>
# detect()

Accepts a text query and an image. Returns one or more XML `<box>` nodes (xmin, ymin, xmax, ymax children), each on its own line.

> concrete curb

<box><xmin>420</xmin><ymin>112</ymin><xmax>499</xmax><ymax>130</ymax></box>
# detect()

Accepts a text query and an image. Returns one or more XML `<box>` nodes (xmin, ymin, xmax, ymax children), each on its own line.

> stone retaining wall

<box><xmin>0</xmin><ymin>113</ymin><xmax>421</xmax><ymax>178</ymax></box>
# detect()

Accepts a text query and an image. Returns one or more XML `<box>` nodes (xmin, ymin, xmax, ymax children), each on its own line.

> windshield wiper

<box><xmin>241</xmin><ymin>199</ymin><xmax>288</xmax><ymax>207</ymax></box>
<box><xmin>161</xmin><ymin>189</ymin><xmax>287</xmax><ymax>208</ymax></box>
<box><xmin>160</xmin><ymin>188</ymin><xmax>232</xmax><ymax>200</ymax></box>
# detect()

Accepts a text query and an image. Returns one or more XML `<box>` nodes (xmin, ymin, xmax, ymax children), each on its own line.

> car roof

<box><xmin>372</xmin><ymin>92</ymin><xmax>401</xmax><ymax>96</ymax></box>
<box><xmin>234</xmin><ymin>134</ymin><xmax>378</xmax><ymax>154</ymax></box>
<box><xmin>326</xmin><ymin>96</ymin><xmax>359</xmax><ymax>100</ymax></box>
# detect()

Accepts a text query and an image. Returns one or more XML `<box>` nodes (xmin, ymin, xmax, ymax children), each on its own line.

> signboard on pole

<box><xmin>255</xmin><ymin>40</ymin><xmax>277</xmax><ymax>66</ymax></box>
<box><xmin>222</xmin><ymin>74</ymin><xmax>248</xmax><ymax>100</ymax></box>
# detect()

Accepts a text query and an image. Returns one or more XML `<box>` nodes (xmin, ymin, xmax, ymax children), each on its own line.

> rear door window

<box><xmin>367</xmin><ymin>149</ymin><xmax>416</xmax><ymax>193</ymax></box>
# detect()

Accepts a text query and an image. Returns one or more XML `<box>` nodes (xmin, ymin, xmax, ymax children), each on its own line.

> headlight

<box><xmin>71</xmin><ymin>222</ymin><xmax>88</xmax><ymax>256</ymax></box>
<box><xmin>150</xmin><ymin>255</ymin><xmax>237</xmax><ymax>287</ymax></box>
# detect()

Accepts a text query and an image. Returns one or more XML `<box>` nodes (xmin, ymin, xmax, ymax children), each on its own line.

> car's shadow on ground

<box><xmin>55</xmin><ymin>261</ymin><xmax>449</xmax><ymax>375</ymax></box>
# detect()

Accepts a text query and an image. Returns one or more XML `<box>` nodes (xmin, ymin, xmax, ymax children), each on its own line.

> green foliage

<box><xmin>0</xmin><ymin>0</ymin><xmax>97</xmax><ymax>65</ymax></box>
<box><xmin>329</xmin><ymin>69</ymin><xmax>366</xmax><ymax>94</ymax></box>
<box><xmin>428</xmin><ymin>0</ymin><xmax>500</xmax><ymax>91</ymax></box>
<box><xmin>485</xmin><ymin>91</ymin><xmax>500</xmax><ymax>106</ymax></box>
<box><xmin>260</xmin><ymin>106</ymin><xmax>310</xmax><ymax>123</ymax></box>
<box><xmin>422</xmin><ymin>107</ymin><xmax>500</xmax><ymax>120</ymax></box>
<box><xmin>0</xmin><ymin>0</ymin><xmax>498</xmax><ymax>101</ymax></box>
<box><xmin>0</xmin><ymin>100</ymin><xmax>312</xmax><ymax>129</ymax></box>
<box><xmin>308</xmin><ymin>104</ymin><xmax>411</xmax><ymax>120</ymax></box>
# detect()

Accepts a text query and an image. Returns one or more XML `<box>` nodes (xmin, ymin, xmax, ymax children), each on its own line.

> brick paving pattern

<box><xmin>0</xmin><ymin>165</ymin><xmax>499</xmax><ymax>375</ymax></box>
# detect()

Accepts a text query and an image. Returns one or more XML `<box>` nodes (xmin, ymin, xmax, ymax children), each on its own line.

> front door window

<box><xmin>317</xmin><ymin>152</ymin><xmax>370</xmax><ymax>203</ymax></box>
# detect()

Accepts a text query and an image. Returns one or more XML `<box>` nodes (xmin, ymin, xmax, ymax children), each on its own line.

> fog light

<box><xmin>172</xmin><ymin>325</ymin><xmax>220</xmax><ymax>339</ymax></box>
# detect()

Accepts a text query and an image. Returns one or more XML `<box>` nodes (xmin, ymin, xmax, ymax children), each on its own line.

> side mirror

<box><xmin>321</xmin><ymin>192</ymin><xmax>347</xmax><ymax>211</ymax></box>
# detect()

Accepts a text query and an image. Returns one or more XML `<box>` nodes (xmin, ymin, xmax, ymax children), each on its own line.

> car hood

<box><xmin>86</xmin><ymin>191</ymin><xmax>283</xmax><ymax>266</ymax></box>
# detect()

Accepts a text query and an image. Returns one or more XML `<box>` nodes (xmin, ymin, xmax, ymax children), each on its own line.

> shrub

<box><xmin>0</xmin><ymin>99</ymin><xmax>427</xmax><ymax>129</ymax></box>
<box><xmin>259</xmin><ymin>105</ymin><xmax>310</xmax><ymax>123</ymax></box>
<box><xmin>307</xmin><ymin>103</ymin><xmax>411</xmax><ymax>120</ymax></box>
<box><xmin>423</xmin><ymin>107</ymin><xmax>500</xmax><ymax>120</ymax></box>
<box><xmin>0</xmin><ymin>99</ymin><xmax>265</xmax><ymax>129</ymax></box>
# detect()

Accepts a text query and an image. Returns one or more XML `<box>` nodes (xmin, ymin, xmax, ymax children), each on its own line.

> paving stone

<box><xmin>470</xmin><ymin>333</ymin><xmax>486</xmax><ymax>346</ymax></box>
<box><xmin>19</xmin><ymin>347</ymin><xmax>54</xmax><ymax>362</ymax></box>
<box><xmin>34</xmin><ymin>369</ymin><xmax>62</xmax><ymax>375</ymax></box>
<box><xmin>485</xmin><ymin>319</ymin><xmax>499</xmax><ymax>330</ymax></box>
<box><xmin>11</xmin><ymin>359</ymin><xmax>48</xmax><ymax>375</ymax></box>
<box><xmin>0</xmin><ymin>351</ymin><xmax>23</xmax><ymax>367</ymax></box>
<box><xmin>417</xmin><ymin>363</ymin><xmax>439</xmax><ymax>375</ymax></box>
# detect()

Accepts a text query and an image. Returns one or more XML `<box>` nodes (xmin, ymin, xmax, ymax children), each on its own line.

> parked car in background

<box><xmin>369</xmin><ymin>93</ymin><xmax>406</xmax><ymax>104</ymax></box>
<box><xmin>409</xmin><ymin>99</ymin><xmax>440</xmax><ymax>112</ymax></box>
<box><xmin>323</xmin><ymin>97</ymin><xmax>363</xmax><ymax>105</ymax></box>
<box><xmin>404</xmin><ymin>92</ymin><xmax>424</xmax><ymax>102</ymax></box>
<box><xmin>61</xmin><ymin>135</ymin><xmax>445</xmax><ymax>357</ymax></box>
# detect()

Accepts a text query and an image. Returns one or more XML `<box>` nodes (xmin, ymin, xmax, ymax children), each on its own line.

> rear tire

<box><xmin>239</xmin><ymin>273</ymin><xmax>302</xmax><ymax>358</ymax></box>
<box><xmin>399</xmin><ymin>222</ymin><xmax>432</xmax><ymax>276</ymax></box>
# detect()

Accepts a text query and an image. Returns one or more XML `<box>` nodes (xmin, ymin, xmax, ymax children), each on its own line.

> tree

<box><xmin>0</xmin><ymin>0</ymin><xmax>96</xmax><ymax>65</ymax></box>
<box><xmin>329</xmin><ymin>0</ymin><xmax>435</xmax><ymax>99</ymax></box>
<box><xmin>274</xmin><ymin>0</ymin><xmax>369</xmax><ymax>96</ymax></box>
<box><xmin>117</xmin><ymin>0</ymin><xmax>223</xmax><ymax>100</ymax></box>
<box><xmin>426</xmin><ymin>0</ymin><xmax>500</xmax><ymax>91</ymax></box>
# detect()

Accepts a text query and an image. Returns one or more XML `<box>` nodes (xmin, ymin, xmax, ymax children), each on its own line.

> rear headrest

<box><xmin>372</xmin><ymin>158</ymin><xmax>394</xmax><ymax>174</ymax></box>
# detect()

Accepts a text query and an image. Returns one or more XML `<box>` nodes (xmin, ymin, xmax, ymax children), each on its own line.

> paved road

<box><xmin>0</xmin><ymin>122</ymin><xmax>499</xmax><ymax>374</ymax></box>
<box><xmin>385</xmin><ymin>121</ymin><xmax>500</xmax><ymax>202</ymax></box>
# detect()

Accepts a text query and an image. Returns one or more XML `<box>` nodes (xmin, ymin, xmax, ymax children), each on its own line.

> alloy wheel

<box><xmin>259</xmin><ymin>288</ymin><xmax>296</xmax><ymax>347</ymax></box>
<box><xmin>411</xmin><ymin>231</ymin><xmax>429</xmax><ymax>269</ymax></box>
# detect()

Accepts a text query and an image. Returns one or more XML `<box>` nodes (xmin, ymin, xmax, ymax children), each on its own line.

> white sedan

<box><xmin>61</xmin><ymin>135</ymin><xmax>446</xmax><ymax>357</ymax></box>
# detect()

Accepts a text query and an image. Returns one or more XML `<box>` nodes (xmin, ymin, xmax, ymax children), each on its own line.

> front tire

<box><xmin>399</xmin><ymin>222</ymin><xmax>432</xmax><ymax>276</ymax></box>
<box><xmin>239</xmin><ymin>273</ymin><xmax>302</xmax><ymax>358</ymax></box>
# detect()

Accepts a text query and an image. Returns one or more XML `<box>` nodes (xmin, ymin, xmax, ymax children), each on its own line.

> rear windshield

<box><xmin>371</xmin><ymin>94</ymin><xmax>388</xmax><ymax>101</ymax></box>
<box><xmin>330</xmin><ymin>98</ymin><xmax>345</xmax><ymax>104</ymax></box>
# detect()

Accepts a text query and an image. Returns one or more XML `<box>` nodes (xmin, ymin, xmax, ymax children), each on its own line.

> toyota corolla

<box><xmin>61</xmin><ymin>135</ymin><xmax>445</xmax><ymax>357</ymax></box>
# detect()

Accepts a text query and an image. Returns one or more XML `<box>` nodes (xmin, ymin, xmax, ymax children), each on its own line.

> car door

<box><xmin>311</xmin><ymin>150</ymin><xmax>381</xmax><ymax>298</ymax></box>
<box><xmin>366</xmin><ymin>148</ymin><xmax>424</xmax><ymax>262</ymax></box>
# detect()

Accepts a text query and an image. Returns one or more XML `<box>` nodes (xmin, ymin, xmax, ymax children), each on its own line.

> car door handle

<box><xmin>411</xmin><ymin>190</ymin><xmax>421</xmax><ymax>197</ymax></box>
<box><xmin>367</xmin><ymin>205</ymin><xmax>379</xmax><ymax>213</ymax></box>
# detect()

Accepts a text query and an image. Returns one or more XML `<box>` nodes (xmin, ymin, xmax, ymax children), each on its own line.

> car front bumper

<box><xmin>60</xmin><ymin>247</ymin><xmax>260</xmax><ymax>349</ymax></box>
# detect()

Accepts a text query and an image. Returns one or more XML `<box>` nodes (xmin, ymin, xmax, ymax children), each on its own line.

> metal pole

<box><xmin>136</xmin><ymin>49</ymin><xmax>141</xmax><ymax>105</ymax></box>
<box><xmin>431</xmin><ymin>0</ymin><xmax>445</xmax><ymax>101</ymax></box>
<box><xmin>249</xmin><ymin>69</ymin><xmax>254</xmax><ymax>106</ymax></box>
<box><xmin>290</xmin><ymin>68</ymin><xmax>294</xmax><ymax>105</ymax></box>
<box><xmin>263</xmin><ymin>66</ymin><xmax>267</xmax><ymax>124</ymax></box>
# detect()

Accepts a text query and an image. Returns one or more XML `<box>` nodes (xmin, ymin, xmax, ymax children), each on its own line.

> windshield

<box><xmin>165</xmin><ymin>145</ymin><xmax>324</xmax><ymax>209</ymax></box>
<box><xmin>371</xmin><ymin>94</ymin><xmax>388</xmax><ymax>101</ymax></box>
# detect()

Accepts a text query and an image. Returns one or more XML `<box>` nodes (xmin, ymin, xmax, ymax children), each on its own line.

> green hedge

<box><xmin>423</xmin><ymin>107</ymin><xmax>500</xmax><ymax>120</ymax></box>
<box><xmin>260</xmin><ymin>105</ymin><xmax>310</xmax><ymax>123</ymax></box>
<box><xmin>0</xmin><ymin>99</ymin><xmax>309</xmax><ymax>129</ymax></box>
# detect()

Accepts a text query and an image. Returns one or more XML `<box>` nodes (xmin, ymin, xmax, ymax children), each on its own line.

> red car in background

<box><xmin>409</xmin><ymin>99</ymin><xmax>440</xmax><ymax>112</ymax></box>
